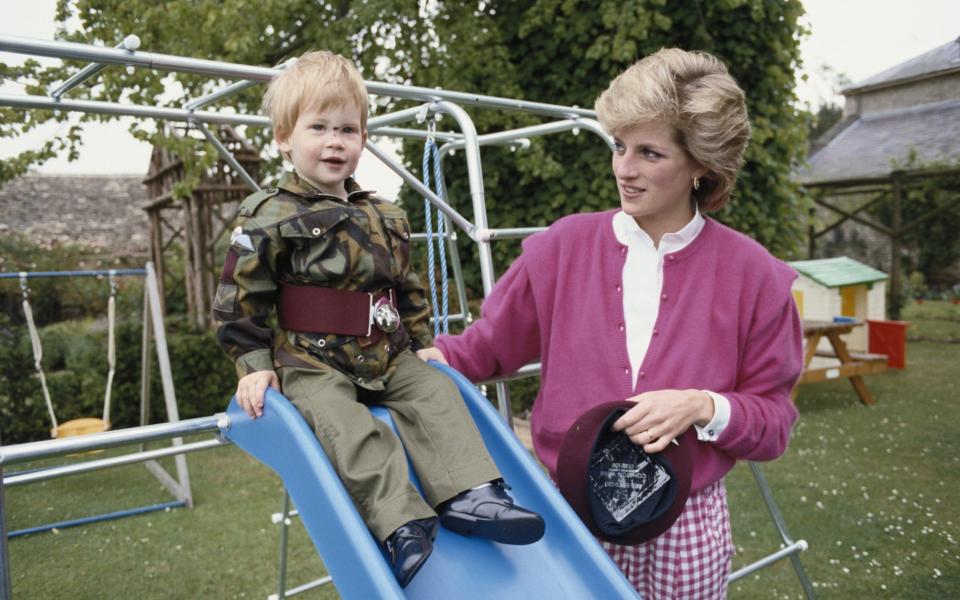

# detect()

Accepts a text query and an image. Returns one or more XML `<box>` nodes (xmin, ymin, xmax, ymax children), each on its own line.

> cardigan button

<box><xmin>623</xmin><ymin>368</ymin><xmax>630</xmax><ymax>375</ymax></box>
<box><xmin>618</xmin><ymin>323</ymin><xmax>625</xmax><ymax>332</ymax></box>
<box><xmin>639</xmin><ymin>371</ymin><xmax>646</xmax><ymax>379</ymax></box>
<box><xmin>661</xmin><ymin>293</ymin><xmax>668</xmax><ymax>301</ymax></box>
<box><xmin>616</xmin><ymin>285</ymin><xmax>621</xmax><ymax>292</ymax></box>
<box><xmin>652</xmin><ymin>329</ymin><xmax>660</xmax><ymax>336</ymax></box>
<box><xmin>667</xmin><ymin>255</ymin><xmax>676</xmax><ymax>261</ymax></box>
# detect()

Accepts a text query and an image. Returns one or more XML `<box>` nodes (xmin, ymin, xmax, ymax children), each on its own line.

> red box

<box><xmin>867</xmin><ymin>319</ymin><xmax>910</xmax><ymax>369</ymax></box>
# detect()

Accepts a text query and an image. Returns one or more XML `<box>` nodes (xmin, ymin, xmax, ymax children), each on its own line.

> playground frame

<box><xmin>0</xmin><ymin>34</ymin><xmax>814</xmax><ymax>599</ymax></box>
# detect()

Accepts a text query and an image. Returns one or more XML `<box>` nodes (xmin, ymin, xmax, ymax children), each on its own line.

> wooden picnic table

<box><xmin>793</xmin><ymin>319</ymin><xmax>888</xmax><ymax>405</ymax></box>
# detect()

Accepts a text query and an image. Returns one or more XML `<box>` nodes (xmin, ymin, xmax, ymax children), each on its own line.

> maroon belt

<box><xmin>278</xmin><ymin>285</ymin><xmax>398</xmax><ymax>343</ymax></box>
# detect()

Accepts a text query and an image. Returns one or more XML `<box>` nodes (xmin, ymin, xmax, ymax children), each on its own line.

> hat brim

<box><xmin>556</xmin><ymin>401</ymin><xmax>695</xmax><ymax>545</ymax></box>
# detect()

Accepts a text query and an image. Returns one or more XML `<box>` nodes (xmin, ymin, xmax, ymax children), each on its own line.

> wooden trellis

<box><xmin>143</xmin><ymin>124</ymin><xmax>262</xmax><ymax>328</ymax></box>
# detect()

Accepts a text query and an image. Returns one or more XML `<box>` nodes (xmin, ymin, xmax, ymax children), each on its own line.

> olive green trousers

<box><xmin>279</xmin><ymin>350</ymin><xmax>501</xmax><ymax>541</ymax></box>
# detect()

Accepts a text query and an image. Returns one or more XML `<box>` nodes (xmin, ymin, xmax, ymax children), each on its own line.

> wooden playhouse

<box><xmin>788</xmin><ymin>256</ymin><xmax>888</xmax><ymax>352</ymax></box>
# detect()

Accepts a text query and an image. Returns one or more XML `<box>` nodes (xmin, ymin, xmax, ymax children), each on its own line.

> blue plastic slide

<box><xmin>222</xmin><ymin>363</ymin><xmax>638</xmax><ymax>599</ymax></box>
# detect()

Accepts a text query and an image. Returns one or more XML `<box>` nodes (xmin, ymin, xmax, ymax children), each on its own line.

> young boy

<box><xmin>211</xmin><ymin>50</ymin><xmax>544</xmax><ymax>588</ymax></box>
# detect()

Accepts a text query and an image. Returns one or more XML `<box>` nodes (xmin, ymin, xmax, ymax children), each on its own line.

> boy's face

<box><xmin>276</xmin><ymin>102</ymin><xmax>367</xmax><ymax>198</ymax></box>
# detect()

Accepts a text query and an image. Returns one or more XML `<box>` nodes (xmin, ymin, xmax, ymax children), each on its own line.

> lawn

<box><xmin>4</xmin><ymin>304</ymin><xmax>959</xmax><ymax>599</ymax></box>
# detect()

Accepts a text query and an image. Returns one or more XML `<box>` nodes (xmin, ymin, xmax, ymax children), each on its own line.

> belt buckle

<box><xmin>371</xmin><ymin>294</ymin><xmax>400</xmax><ymax>334</ymax></box>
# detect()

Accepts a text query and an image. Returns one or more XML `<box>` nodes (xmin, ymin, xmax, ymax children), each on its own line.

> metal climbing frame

<box><xmin>1</xmin><ymin>413</ymin><xmax>228</xmax><ymax>600</ymax></box>
<box><xmin>0</xmin><ymin>35</ymin><xmax>814</xmax><ymax>599</ymax></box>
<box><xmin>0</xmin><ymin>265</ymin><xmax>194</xmax><ymax>536</ymax></box>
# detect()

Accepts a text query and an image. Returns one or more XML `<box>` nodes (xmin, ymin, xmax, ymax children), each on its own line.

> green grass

<box><xmin>5</xmin><ymin>317</ymin><xmax>960</xmax><ymax>598</ymax></box>
<box><xmin>5</xmin><ymin>444</ymin><xmax>335</xmax><ymax>599</ymax></box>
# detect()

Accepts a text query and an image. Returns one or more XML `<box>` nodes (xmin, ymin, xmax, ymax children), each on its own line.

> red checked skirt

<box><xmin>601</xmin><ymin>479</ymin><xmax>734</xmax><ymax>599</ymax></box>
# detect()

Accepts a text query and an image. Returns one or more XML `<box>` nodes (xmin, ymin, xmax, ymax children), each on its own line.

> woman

<box><xmin>418</xmin><ymin>48</ymin><xmax>803</xmax><ymax>598</ymax></box>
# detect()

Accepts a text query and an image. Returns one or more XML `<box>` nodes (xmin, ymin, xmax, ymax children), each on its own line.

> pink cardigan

<box><xmin>436</xmin><ymin>210</ymin><xmax>803</xmax><ymax>492</ymax></box>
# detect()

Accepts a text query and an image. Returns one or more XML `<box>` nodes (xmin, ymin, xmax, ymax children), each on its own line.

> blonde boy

<box><xmin>212</xmin><ymin>50</ymin><xmax>543</xmax><ymax>588</ymax></box>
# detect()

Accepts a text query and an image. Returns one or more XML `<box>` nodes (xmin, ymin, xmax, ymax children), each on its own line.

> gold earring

<box><xmin>693</xmin><ymin>176</ymin><xmax>700</xmax><ymax>191</ymax></box>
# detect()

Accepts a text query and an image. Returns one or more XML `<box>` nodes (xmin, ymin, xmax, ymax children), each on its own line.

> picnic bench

<box><xmin>794</xmin><ymin>319</ymin><xmax>888</xmax><ymax>405</ymax></box>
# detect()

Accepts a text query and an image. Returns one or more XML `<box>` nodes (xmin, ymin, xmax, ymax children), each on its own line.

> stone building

<box><xmin>798</xmin><ymin>36</ymin><xmax>960</xmax><ymax>313</ymax></box>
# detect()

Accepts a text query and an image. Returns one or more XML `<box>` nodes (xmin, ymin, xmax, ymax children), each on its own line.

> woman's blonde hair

<box><xmin>262</xmin><ymin>50</ymin><xmax>369</xmax><ymax>142</ymax></box>
<box><xmin>595</xmin><ymin>48</ymin><xmax>751</xmax><ymax>211</ymax></box>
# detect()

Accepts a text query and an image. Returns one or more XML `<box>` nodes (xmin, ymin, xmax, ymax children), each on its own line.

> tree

<box><xmin>1</xmin><ymin>0</ymin><xmax>433</xmax><ymax>188</ymax></box>
<box><xmin>808</xmin><ymin>101</ymin><xmax>843</xmax><ymax>144</ymax></box>
<box><xmin>3</xmin><ymin>0</ymin><xmax>811</xmax><ymax>281</ymax></box>
<box><xmin>396</xmin><ymin>0</ymin><xmax>812</xmax><ymax>290</ymax></box>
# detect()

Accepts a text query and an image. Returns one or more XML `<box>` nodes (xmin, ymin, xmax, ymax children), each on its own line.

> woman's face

<box><xmin>611</xmin><ymin>121</ymin><xmax>706</xmax><ymax>235</ymax></box>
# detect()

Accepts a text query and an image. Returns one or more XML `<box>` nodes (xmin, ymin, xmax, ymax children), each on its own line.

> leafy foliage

<box><xmin>0</xmin><ymin>237</ymin><xmax>234</xmax><ymax>444</ymax></box>
<box><xmin>5</xmin><ymin>1</ymin><xmax>810</xmax><ymax>266</ymax></box>
<box><xmin>2</xmin><ymin>0</ymin><xmax>433</xmax><ymax>185</ymax></box>
<box><xmin>869</xmin><ymin>152</ymin><xmax>960</xmax><ymax>299</ymax></box>
<box><xmin>399</xmin><ymin>0</ymin><xmax>812</xmax><ymax>292</ymax></box>
<box><xmin>0</xmin><ymin>312</ymin><xmax>236</xmax><ymax>444</ymax></box>
<box><xmin>3</xmin><ymin>0</ymin><xmax>813</xmax><ymax>416</ymax></box>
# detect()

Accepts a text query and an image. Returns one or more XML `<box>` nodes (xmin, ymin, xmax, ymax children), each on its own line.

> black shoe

<box><xmin>385</xmin><ymin>517</ymin><xmax>439</xmax><ymax>588</ymax></box>
<box><xmin>438</xmin><ymin>481</ymin><xmax>545</xmax><ymax>545</ymax></box>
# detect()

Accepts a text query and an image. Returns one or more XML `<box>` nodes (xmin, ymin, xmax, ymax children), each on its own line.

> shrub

<box><xmin>0</xmin><ymin>315</ymin><xmax>236</xmax><ymax>444</ymax></box>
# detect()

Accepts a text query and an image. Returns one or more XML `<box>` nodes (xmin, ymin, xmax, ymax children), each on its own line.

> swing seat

<box><xmin>53</xmin><ymin>417</ymin><xmax>111</xmax><ymax>439</ymax></box>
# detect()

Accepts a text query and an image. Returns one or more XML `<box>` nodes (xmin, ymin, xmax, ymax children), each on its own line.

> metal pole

<box><xmin>431</xmin><ymin>101</ymin><xmax>496</xmax><ymax>296</ymax></box>
<box><xmin>0</xmin><ymin>268</ymin><xmax>146</xmax><ymax>279</ymax></box>
<box><xmin>484</xmin><ymin>227</ymin><xmax>548</xmax><ymax>240</ymax></box>
<box><xmin>748</xmin><ymin>462</ymin><xmax>817</xmax><ymax>599</ymax></box>
<box><xmin>274</xmin><ymin>490</ymin><xmax>291</xmax><ymax>600</ymax></box>
<box><xmin>364</xmin><ymin>140</ymin><xmax>475</xmax><ymax>237</ymax></box>
<box><xmin>369</xmin><ymin>127</ymin><xmax>462</xmax><ymax>143</ymax></box>
<box><xmin>0</xmin><ymin>93</ymin><xmax>269</xmax><ymax>127</ymax></box>
<box><xmin>0</xmin><ymin>428</ymin><xmax>12</xmax><ymax>600</ymax></box>
<box><xmin>441</xmin><ymin>118</ymin><xmax>613</xmax><ymax>152</ymax></box>
<box><xmin>0</xmin><ymin>414</ymin><xmax>225</xmax><ymax>468</ymax></box>
<box><xmin>3</xmin><ymin>438</ymin><xmax>224</xmax><ymax>487</ymax></box>
<box><xmin>195</xmin><ymin>121</ymin><xmax>261</xmax><ymax>192</ymax></box>
<box><xmin>183</xmin><ymin>57</ymin><xmax>295</xmax><ymax>112</ymax></box>
<box><xmin>728</xmin><ymin>540</ymin><xmax>809</xmax><ymax>582</ymax></box>
<box><xmin>49</xmin><ymin>34</ymin><xmax>140</xmax><ymax>100</ymax></box>
<box><xmin>435</xmin><ymin>154</ymin><xmax>472</xmax><ymax>327</ymax></box>
<box><xmin>1</xmin><ymin>35</ymin><xmax>597</xmax><ymax>119</ymax></box>
<box><xmin>184</xmin><ymin>80</ymin><xmax>259</xmax><ymax>111</ymax></box>
<box><xmin>367</xmin><ymin>104</ymin><xmax>436</xmax><ymax>129</ymax></box>
<box><xmin>145</xmin><ymin>262</ymin><xmax>195</xmax><ymax>507</ymax></box>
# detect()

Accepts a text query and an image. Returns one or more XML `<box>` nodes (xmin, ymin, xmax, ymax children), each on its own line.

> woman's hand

<box><xmin>416</xmin><ymin>346</ymin><xmax>448</xmax><ymax>365</ymax></box>
<box><xmin>611</xmin><ymin>389</ymin><xmax>714</xmax><ymax>453</ymax></box>
<box><xmin>236</xmin><ymin>370</ymin><xmax>280</xmax><ymax>419</ymax></box>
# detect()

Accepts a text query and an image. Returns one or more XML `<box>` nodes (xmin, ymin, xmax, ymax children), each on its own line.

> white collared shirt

<box><xmin>612</xmin><ymin>209</ymin><xmax>730</xmax><ymax>442</ymax></box>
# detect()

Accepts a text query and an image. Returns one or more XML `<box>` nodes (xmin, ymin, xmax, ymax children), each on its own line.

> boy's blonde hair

<box><xmin>262</xmin><ymin>50</ymin><xmax>369</xmax><ymax>141</ymax></box>
<box><xmin>595</xmin><ymin>48</ymin><xmax>751</xmax><ymax>211</ymax></box>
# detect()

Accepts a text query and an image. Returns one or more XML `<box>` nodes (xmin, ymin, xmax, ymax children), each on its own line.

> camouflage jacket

<box><xmin>212</xmin><ymin>171</ymin><xmax>434</xmax><ymax>390</ymax></box>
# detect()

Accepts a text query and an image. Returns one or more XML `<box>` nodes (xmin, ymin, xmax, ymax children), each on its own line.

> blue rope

<box><xmin>422</xmin><ymin>137</ymin><xmax>450</xmax><ymax>336</ymax></box>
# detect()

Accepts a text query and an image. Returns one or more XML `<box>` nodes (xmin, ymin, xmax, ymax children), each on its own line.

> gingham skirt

<box><xmin>601</xmin><ymin>479</ymin><xmax>734</xmax><ymax>600</ymax></box>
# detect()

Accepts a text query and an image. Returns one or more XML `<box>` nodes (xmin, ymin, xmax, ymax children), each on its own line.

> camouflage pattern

<box><xmin>213</xmin><ymin>171</ymin><xmax>434</xmax><ymax>390</ymax></box>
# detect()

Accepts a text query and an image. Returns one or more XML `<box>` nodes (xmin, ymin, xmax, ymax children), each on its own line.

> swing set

<box><xmin>0</xmin><ymin>265</ymin><xmax>193</xmax><ymax>539</ymax></box>
<box><xmin>0</xmin><ymin>33</ymin><xmax>814</xmax><ymax>600</ymax></box>
<box><xmin>17</xmin><ymin>269</ymin><xmax>123</xmax><ymax>439</ymax></box>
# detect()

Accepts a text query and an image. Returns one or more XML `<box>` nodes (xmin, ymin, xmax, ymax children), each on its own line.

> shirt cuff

<box><xmin>235</xmin><ymin>348</ymin><xmax>274</xmax><ymax>378</ymax></box>
<box><xmin>694</xmin><ymin>390</ymin><xmax>731</xmax><ymax>442</ymax></box>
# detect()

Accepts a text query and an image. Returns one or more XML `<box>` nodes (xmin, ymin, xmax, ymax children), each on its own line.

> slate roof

<box><xmin>844</xmin><ymin>36</ymin><xmax>960</xmax><ymax>93</ymax></box>
<box><xmin>0</xmin><ymin>174</ymin><xmax>152</xmax><ymax>256</ymax></box>
<box><xmin>789</xmin><ymin>256</ymin><xmax>888</xmax><ymax>288</ymax></box>
<box><xmin>797</xmin><ymin>98</ymin><xmax>960</xmax><ymax>185</ymax></box>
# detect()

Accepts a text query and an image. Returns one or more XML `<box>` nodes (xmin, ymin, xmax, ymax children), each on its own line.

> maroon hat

<box><xmin>556</xmin><ymin>401</ymin><xmax>695</xmax><ymax>545</ymax></box>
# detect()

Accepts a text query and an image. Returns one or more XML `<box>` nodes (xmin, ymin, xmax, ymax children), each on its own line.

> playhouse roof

<box><xmin>788</xmin><ymin>257</ymin><xmax>888</xmax><ymax>288</ymax></box>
